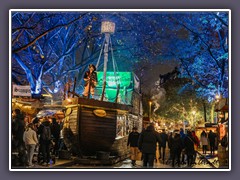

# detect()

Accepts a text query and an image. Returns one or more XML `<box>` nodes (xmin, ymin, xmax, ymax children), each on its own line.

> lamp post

<box><xmin>149</xmin><ymin>100</ymin><xmax>152</xmax><ymax>122</ymax></box>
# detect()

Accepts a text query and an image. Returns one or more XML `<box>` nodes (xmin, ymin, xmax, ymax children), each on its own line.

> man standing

<box><xmin>82</xmin><ymin>64</ymin><xmax>98</xmax><ymax>98</ymax></box>
<box><xmin>208</xmin><ymin>130</ymin><xmax>216</xmax><ymax>155</ymax></box>
<box><xmin>127</xmin><ymin>127</ymin><xmax>140</xmax><ymax>166</ymax></box>
<box><xmin>138</xmin><ymin>123</ymin><xmax>161</xmax><ymax>168</ymax></box>
<box><xmin>37</xmin><ymin>117</ymin><xmax>52</xmax><ymax>166</ymax></box>
<box><xmin>159</xmin><ymin>129</ymin><xmax>168</xmax><ymax>163</ymax></box>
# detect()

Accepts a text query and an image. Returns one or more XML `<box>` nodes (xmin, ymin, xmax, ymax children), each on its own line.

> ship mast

<box><xmin>100</xmin><ymin>21</ymin><xmax>115</xmax><ymax>101</ymax></box>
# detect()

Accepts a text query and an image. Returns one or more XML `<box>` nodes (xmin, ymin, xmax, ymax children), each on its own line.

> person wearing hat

<box><xmin>127</xmin><ymin>127</ymin><xmax>140</xmax><ymax>166</ymax></box>
<box><xmin>82</xmin><ymin>64</ymin><xmax>98</xmax><ymax>98</ymax></box>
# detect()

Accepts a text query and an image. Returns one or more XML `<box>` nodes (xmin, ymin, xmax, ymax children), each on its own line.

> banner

<box><xmin>12</xmin><ymin>85</ymin><xmax>31</xmax><ymax>97</ymax></box>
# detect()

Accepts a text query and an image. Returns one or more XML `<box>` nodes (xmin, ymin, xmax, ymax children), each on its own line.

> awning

<box><xmin>215</xmin><ymin>105</ymin><xmax>229</xmax><ymax>112</ymax></box>
<box><xmin>220</xmin><ymin>105</ymin><xmax>229</xmax><ymax>112</ymax></box>
<box><xmin>36</xmin><ymin>109</ymin><xmax>58</xmax><ymax>118</ymax></box>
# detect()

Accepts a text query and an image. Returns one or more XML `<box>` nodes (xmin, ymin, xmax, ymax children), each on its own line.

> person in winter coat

<box><xmin>51</xmin><ymin>118</ymin><xmax>61</xmax><ymax>157</ymax></box>
<box><xmin>37</xmin><ymin>117</ymin><xmax>52</xmax><ymax>166</ymax></box>
<box><xmin>171</xmin><ymin>133</ymin><xmax>183</xmax><ymax>168</ymax></box>
<box><xmin>23</xmin><ymin>123</ymin><xmax>38</xmax><ymax>167</ymax></box>
<box><xmin>179</xmin><ymin>128</ymin><xmax>186</xmax><ymax>164</ymax></box>
<box><xmin>200</xmin><ymin>130</ymin><xmax>208</xmax><ymax>154</ymax></box>
<box><xmin>158</xmin><ymin>129</ymin><xmax>168</xmax><ymax>163</ymax></box>
<box><xmin>167</xmin><ymin>132</ymin><xmax>174</xmax><ymax>161</ymax></box>
<box><xmin>138</xmin><ymin>123</ymin><xmax>161</xmax><ymax>168</ymax></box>
<box><xmin>208</xmin><ymin>130</ymin><xmax>216</xmax><ymax>155</ymax></box>
<box><xmin>184</xmin><ymin>130</ymin><xmax>196</xmax><ymax>166</ymax></box>
<box><xmin>12</xmin><ymin>109</ymin><xmax>25</xmax><ymax>151</ymax></box>
<box><xmin>127</xmin><ymin>127</ymin><xmax>140</xmax><ymax>166</ymax></box>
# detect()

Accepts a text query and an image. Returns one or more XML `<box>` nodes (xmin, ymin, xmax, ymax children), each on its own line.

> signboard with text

<box><xmin>12</xmin><ymin>85</ymin><xmax>31</xmax><ymax>97</ymax></box>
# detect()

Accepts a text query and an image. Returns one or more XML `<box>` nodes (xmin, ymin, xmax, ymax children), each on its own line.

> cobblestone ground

<box><xmin>68</xmin><ymin>151</ymin><xmax>219</xmax><ymax>169</ymax></box>
<box><xmin>12</xmin><ymin>150</ymin><xmax>225</xmax><ymax>170</ymax></box>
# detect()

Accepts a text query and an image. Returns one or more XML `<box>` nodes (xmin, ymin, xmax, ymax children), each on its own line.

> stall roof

<box><xmin>220</xmin><ymin>104</ymin><xmax>229</xmax><ymax>112</ymax></box>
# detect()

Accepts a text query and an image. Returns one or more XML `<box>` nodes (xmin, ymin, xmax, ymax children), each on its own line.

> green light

<box><xmin>96</xmin><ymin>72</ymin><xmax>132</xmax><ymax>88</ymax></box>
<box><xmin>95</xmin><ymin>72</ymin><xmax>133</xmax><ymax>104</ymax></box>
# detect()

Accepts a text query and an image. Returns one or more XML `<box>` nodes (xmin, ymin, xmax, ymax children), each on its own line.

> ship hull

<box><xmin>62</xmin><ymin>97</ymin><xmax>142</xmax><ymax>157</ymax></box>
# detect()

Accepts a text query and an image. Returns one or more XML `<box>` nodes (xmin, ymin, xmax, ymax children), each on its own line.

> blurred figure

<box><xmin>184</xmin><ymin>130</ymin><xmax>195</xmax><ymax>166</ymax></box>
<box><xmin>179</xmin><ymin>128</ymin><xmax>186</xmax><ymax>164</ymax></box>
<box><xmin>200</xmin><ymin>130</ymin><xmax>208</xmax><ymax>154</ymax></box>
<box><xmin>138</xmin><ymin>123</ymin><xmax>161</xmax><ymax>168</ymax></box>
<box><xmin>167</xmin><ymin>132</ymin><xmax>174</xmax><ymax>162</ymax></box>
<box><xmin>171</xmin><ymin>133</ymin><xmax>183</xmax><ymax>168</ymax></box>
<box><xmin>192</xmin><ymin>130</ymin><xmax>200</xmax><ymax>164</ymax></box>
<box><xmin>32</xmin><ymin>117</ymin><xmax>40</xmax><ymax>131</ymax></box>
<box><xmin>37</xmin><ymin>117</ymin><xmax>52</xmax><ymax>166</ymax></box>
<box><xmin>51</xmin><ymin>118</ymin><xmax>61</xmax><ymax>157</ymax></box>
<box><xmin>12</xmin><ymin>109</ymin><xmax>25</xmax><ymax>151</ymax></box>
<box><xmin>208</xmin><ymin>130</ymin><xmax>216</xmax><ymax>155</ymax></box>
<box><xmin>127</xmin><ymin>127</ymin><xmax>140</xmax><ymax>166</ymax></box>
<box><xmin>159</xmin><ymin>129</ymin><xmax>168</xmax><ymax>163</ymax></box>
<box><xmin>23</xmin><ymin>123</ymin><xmax>38</xmax><ymax>167</ymax></box>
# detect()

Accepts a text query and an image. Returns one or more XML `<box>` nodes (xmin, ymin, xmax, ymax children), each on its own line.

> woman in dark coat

<box><xmin>138</xmin><ymin>124</ymin><xmax>161</xmax><ymax>168</ymax></box>
<box><xmin>184</xmin><ymin>130</ymin><xmax>195</xmax><ymax>166</ymax></box>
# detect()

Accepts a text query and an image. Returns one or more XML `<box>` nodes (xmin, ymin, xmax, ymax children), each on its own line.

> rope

<box><xmin>109</xmin><ymin>36</ymin><xmax>119</xmax><ymax>86</ymax></box>
<box><xmin>95</xmin><ymin>36</ymin><xmax>106</xmax><ymax>70</ymax></box>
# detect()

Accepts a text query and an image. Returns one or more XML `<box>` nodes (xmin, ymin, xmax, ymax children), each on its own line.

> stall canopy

<box><xmin>36</xmin><ymin>109</ymin><xmax>58</xmax><ymax>117</ymax></box>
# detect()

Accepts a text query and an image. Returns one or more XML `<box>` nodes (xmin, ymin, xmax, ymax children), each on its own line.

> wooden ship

<box><xmin>61</xmin><ymin>21</ymin><xmax>143</xmax><ymax>163</ymax></box>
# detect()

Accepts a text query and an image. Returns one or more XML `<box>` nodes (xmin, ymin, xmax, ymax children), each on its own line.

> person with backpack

<box><xmin>37</xmin><ymin>117</ymin><xmax>52</xmax><ymax>166</ymax></box>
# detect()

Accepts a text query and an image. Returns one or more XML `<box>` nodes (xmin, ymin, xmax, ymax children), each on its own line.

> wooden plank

<box><xmin>78</xmin><ymin>105</ymin><xmax>117</xmax><ymax>155</ymax></box>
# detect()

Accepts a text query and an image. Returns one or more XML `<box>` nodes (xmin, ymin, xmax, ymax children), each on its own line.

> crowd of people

<box><xmin>127</xmin><ymin>123</ymin><xmax>220</xmax><ymax>168</ymax></box>
<box><xmin>12</xmin><ymin>107</ymin><xmax>225</xmax><ymax>169</ymax></box>
<box><xmin>12</xmin><ymin>108</ymin><xmax>65</xmax><ymax>167</ymax></box>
